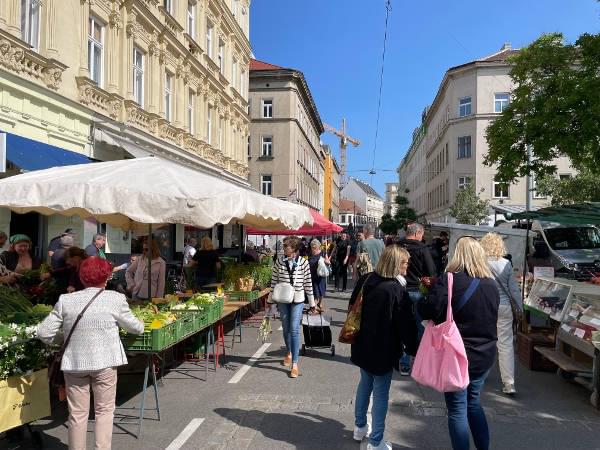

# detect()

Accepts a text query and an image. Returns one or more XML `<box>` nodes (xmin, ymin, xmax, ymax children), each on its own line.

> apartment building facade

<box><xmin>248</xmin><ymin>59</ymin><xmax>324</xmax><ymax>212</ymax></box>
<box><xmin>322</xmin><ymin>144</ymin><xmax>341</xmax><ymax>222</ymax></box>
<box><xmin>341</xmin><ymin>178</ymin><xmax>384</xmax><ymax>226</ymax></box>
<box><xmin>0</xmin><ymin>0</ymin><xmax>251</xmax><ymax>251</ymax></box>
<box><xmin>398</xmin><ymin>44</ymin><xmax>575</xmax><ymax>224</ymax></box>
<box><xmin>384</xmin><ymin>182</ymin><xmax>399</xmax><ymax>216</ymax></box>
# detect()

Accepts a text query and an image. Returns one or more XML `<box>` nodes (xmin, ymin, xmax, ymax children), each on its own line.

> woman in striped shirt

<box><xmin>270</xmin><ymin>236</ymin><xmax>316</xmax><ymax>378</ymax></box>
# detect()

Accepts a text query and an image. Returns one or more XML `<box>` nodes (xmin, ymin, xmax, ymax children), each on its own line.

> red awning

<box><xmin>246</xmin><ymin>209</ymin><xmax>342</xmax><ymax>236</ymax></box>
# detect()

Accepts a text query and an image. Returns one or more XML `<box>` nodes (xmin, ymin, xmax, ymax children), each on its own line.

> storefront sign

<box><xmin>534</xmin><ymin>266</ymin><xmax>554</xmax><ymax>279</ymax></box>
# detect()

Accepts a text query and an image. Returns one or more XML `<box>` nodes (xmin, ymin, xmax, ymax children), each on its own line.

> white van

<box><xmin>531</xmin><ymin>221</ymin><xmax>600</xmax><ymax>277</ymax></box>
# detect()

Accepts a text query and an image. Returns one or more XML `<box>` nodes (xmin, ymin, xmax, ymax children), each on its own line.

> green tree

<box><xmin>393</xmin><ymin>195</ymin><xmax>417</xmax><ymax>229</ymax></box>
<box><xmin>379</xmin><ymin>213</ymin><xmax>398</xmax><ymax>235</ymax></box>
<box><xmin>536</xmin><ymin>170</ymin><xmax>600</xmax><ymax>205</ymax></box>
<box><xmin>449</xmin><ymin>187</ymin><xmax>490</xmax><ymax>225</ymax></box>
<box><xmin>484</xmin><ymin>32</ymin><xmax>600</xmax><ymax>183</ymax></box>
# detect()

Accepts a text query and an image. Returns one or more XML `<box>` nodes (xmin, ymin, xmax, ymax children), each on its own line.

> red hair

<box><xmin>79</xmin><ymin>257</ymin><xmax>113</xmax><ymax>287</ymax></box>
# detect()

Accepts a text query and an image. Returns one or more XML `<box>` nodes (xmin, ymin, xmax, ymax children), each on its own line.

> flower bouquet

<box><xmin>419</xmin><ymin>276</ymin><xmax>437</xmax><ymax>296</ymax></box>
<box><xmin>0</xmin><ymin>323</ymin><xmax>52</xmax><ymax>380</ymax></box>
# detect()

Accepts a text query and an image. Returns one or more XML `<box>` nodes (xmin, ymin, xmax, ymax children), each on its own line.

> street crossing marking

<box><xmin>228</xmin><ymin>343</ymin><xmax>271</xmax><ymax>384</ymax></box>
<box><xmin>165</xmin><ymin>418</ymin><xmax>205</xmax><ymax>450</ymax></box>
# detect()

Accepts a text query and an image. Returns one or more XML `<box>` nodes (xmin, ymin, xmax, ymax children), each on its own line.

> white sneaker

<box><xmin>502</xmin><ymin>382</ymin><xmax>517</xmax><ymax>395</ymax></box>
<box><xmin>353</xmin><ymin>423</ymin><xmax>371</xmax><ymax>441</ymax></box>
<box><xmin>367</xmin><ymin>441</ymin><xmax>392</xmax><ymax>450</ymax></box>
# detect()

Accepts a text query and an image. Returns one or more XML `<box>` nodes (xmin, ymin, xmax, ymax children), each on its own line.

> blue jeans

<box><xmin>400</xmin><ymin>290</ymin><xmax>426</xmax><ymax>368</ymax></box>
<box><xmin>354</xmin><ymin>368</ymin><xmax>393</xmax><ymax>447</ymax></box>
<box><xmin>444</xmin><ymin>370</ymin><xmax>490</xmax><ymax>450</ymax></box>
<box><xmin>278</xmin><ymin>302</ymin><xmax>304</xmax><ymax>364</ymax></box>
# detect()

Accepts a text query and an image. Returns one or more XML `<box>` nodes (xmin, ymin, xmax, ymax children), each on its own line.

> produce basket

<box><xmin>225</xmin><ymin>290</ymin><xmax>259</xmax><ymax>302</ymax></box>
<box><xmin>208</xmin><ymin>297</ymin><xmax>225</xmax><ymax>323</ymax></box>
<box><xmin>122</xmin><ymin>321</ymin><xmax>178</xmax><ymax>352</ymax></box>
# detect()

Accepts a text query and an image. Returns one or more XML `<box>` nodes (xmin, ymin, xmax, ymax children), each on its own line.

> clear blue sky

<box><xmin>250</xmin><ymin>0</ymin><xmax>600</xmax><ymax>198</ymax></box>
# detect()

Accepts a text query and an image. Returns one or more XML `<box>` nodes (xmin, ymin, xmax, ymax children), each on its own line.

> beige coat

<box><xmin>125</xmin><ymin>257</ymin><xmax>166</xmax><ymax>299</ymax></box>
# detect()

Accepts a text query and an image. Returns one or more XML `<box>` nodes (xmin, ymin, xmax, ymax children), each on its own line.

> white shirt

<box><xmin>183</xmin><ymin>245</ymin><xmax>197</xmax><ymax>265</ymax></box>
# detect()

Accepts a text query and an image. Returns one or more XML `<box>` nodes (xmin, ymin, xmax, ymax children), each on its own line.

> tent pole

<box><xmin>148</xmin><ymin>224</ymin><xmax>153</xmax><ymax>300</ymax></box>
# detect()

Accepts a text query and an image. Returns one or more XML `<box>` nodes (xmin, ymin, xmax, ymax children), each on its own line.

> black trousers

<box><xmin>335</xmin><ymin>262</ymin><xmax>348</xmax><ymax>290</ymax></box>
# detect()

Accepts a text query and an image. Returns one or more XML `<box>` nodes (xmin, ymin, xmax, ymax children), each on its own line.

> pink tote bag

<box><xmin>411</xmin><ymin>273</ymin><xmax>470</xmax><ymax>392</ymax></box>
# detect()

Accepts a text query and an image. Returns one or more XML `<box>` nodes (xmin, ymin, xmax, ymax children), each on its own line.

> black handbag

<box><xmin>48</xmin><ymin>289</ymin><xmax>104</xmax><ymax>390</ymax></box>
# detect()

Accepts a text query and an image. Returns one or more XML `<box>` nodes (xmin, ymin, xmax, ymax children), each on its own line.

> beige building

<box><xmin>322</xmin><ymin>144</ymin><xmax>341</xmax><ymax>221</ymax></box>
<box><xmin>384</xmin><ymin>182</ymin><xmax>399</xmax><ymax>216</ymax></box>
<box><xmin>0</xmin><ymin>0</ymin><xmax>251</xmax><ymax>253</ymax></box>
<box><xmin>341</xmin><ymin>178</ymin><xmax>384</xmax><ymax>226</ymax></box>
<box><xmin>248</xmin><ymin>59</ymin><xmax>324</xmax><ymax>212</ymax></box>
<box><xmin>398</xmin><ymin>44</ymin><xmax>576</xmax><ymax>224</ymax></box>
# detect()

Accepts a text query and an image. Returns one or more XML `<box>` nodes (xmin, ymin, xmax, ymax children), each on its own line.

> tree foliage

<box><xmin>484</xmin><ymin>32</ymin><xmax>600</xmax><ymax>183</ymax></box>
<box><xmin>380</xmin><ymin>195</ymin><xmax>417</xmax><ymax>234</ymax></box>
<box><xmin>536</xmin><ymin>170</ymin><xmax>600</xmax><ymax>205</ymax></box>
<box><xmin>449</xmin><ymin>187</ymin><xmax>490</xmax><ymax>225</ymax></box>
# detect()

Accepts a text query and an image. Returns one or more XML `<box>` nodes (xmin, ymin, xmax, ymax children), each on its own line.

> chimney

<box><xmin>501</xmin><ymin>42</ymin><xmax>511</xmax><ymax>51</ymax></box>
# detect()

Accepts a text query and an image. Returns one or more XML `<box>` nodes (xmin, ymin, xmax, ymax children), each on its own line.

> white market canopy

<box><xmin>0</xmin><ymin>157</ymin><xmax>313</xmax><ymax>231</ymax></box>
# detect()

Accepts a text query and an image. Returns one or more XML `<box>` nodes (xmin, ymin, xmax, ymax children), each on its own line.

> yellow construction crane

<box><xmin>323</xmin><ymin>118</ymin><xmax>360</xmax><ymax>187</ymax></box>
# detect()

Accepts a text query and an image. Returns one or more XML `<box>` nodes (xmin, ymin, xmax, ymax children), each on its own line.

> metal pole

<box><xmin>148</xmin><ymin>224</ymin><xmax>153</xmax><ymax>300</ymax></box>
<box><xmin>521</xmin><ymin>145</ymin><xmax>533</xmax><ymax>317</ymax></box>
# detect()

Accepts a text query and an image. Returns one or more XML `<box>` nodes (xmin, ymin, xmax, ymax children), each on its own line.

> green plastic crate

<box><xmin>225</xmin><ymin>290</ymin><xmax>258</xmax><ymax>302</ymax></box>
<box><xmin>175</xmin><ymin>314</ymin><xmax>197</xmax><ymax>341</ymax></box>
<box><xmin>122</xmin><ymin>321</ymin><xmax>178</xmax><ymax>351</ymax></box>
<box><xmin>208</xmin><ymin>298</ymin><xmax>225</xmax><ymax>323</ymax></box>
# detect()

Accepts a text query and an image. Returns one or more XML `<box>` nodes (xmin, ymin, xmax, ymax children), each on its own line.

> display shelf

<box><xmin>525</xmin><ymin>277</ymin><xmax>600</xmax><ymax>322</ymax></box>
<box><xmin>561</xmin><ymin>293</ymin><xmax>600</xmax><ymax>346</ymax></box>
<box><xmin>534</xmin><ymin>347</ymin><xmax>591</xmax><ymax>374</ymax></box>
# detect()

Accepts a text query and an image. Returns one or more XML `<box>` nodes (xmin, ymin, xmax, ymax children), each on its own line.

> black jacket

<box><xmin>350</xmin><ymin>273</ymin><xmax>418</xmax><ymax>375</ymax></box>
<box><xmin>0</xmin><ymin>251</ymin><xmax>42</xmax><ymax>272</ymax></box>
<box><xmin>395</xmin><ymin>238</ymin><xmax>436</xmax><ymax>289</ymax></box>
<box><xmin>418</xmin><ymin>271</ymin><xmax>500</xmax><ymax>375</ymax></box>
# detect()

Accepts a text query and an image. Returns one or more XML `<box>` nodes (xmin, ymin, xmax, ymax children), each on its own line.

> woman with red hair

<box><xmin>38</xmin><ymin>257</ymin><xmax>144</xmax><ymax>450</ymax></box>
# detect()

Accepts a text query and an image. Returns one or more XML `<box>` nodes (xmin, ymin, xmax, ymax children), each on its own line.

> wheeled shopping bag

<box><xmin>301</xmin><ymin>309</ymin><xmax>335</xmax><ymax>356</ymax></box>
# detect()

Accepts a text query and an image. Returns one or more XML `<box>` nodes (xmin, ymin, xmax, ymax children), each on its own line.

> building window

<box><xmin>206</xmin><ymin>22</ymin><xmax>213</xmax><ymax>59</ymax></box>
<box><xmin>218</xmin><ymin>41</ymin><xmax>225</xmax><ymax>74</ymax></box>
<box><xmin>559</xmin><ymin>174</ymin><xmax>572</xmax><ymax>181</ymax></box>
<box><xmin>494</xmin><ymin>181</ymin><xmax>510</xmax><ymax>199</ymax></box>
<box><xmin>457</xmin><ymin>176</ymin><xmax>472</xmax><ymax>190</ymax></box>
<box><xmin>261</xmin><ymin>136</ymin><xmax>273</xmax><ymax>157</ymax></box>
<box><xmin>218</xmin><ymin>117</ymin><xmax>223</xmax><ymax>150</ymax></box>
<box><xmin>232</xmin><ymin>59</ymin><xmax>238</xmax><ymax>89</ymax></box>
<box><xmin>262</xmin><ymin>99</ymin><xmax>273</xmax><ymax>118</ymax></box>
<box><xmin>88</xmin><ymin>17</ymin><xmax>104</xmax><ymax>86</ymax></box>
<box><xmin>494</xmin><ymin>93</ymin><xmax>510</xmax><ymax>113</ymax></box>
<box><xmin>240</xmin><ymin>70</ymin><xmax>246</xmax><ymax>97</ymax></box>
<box><xmin>459</xmin><ymin>96</ymin><xmax>472</xmax><ymax>117</ymax></box>
<box><xmin>206</xmin><ymin>107</ymin><xmax>212</xmax><ymax>144</ymax></box>
<box><xmin>232</xmin><ymin>0</ymin><xmax>238</xmax><ymax>18</ymax></box>
<box><xmin>260</xmin><ymin>175</ymin><xmax>272</xmax><ymax>196</ymax></box>
<box><xmin>164</xmin><ymin>72</ymin><xmax>173</xmax><ymax>121</ymax></box>
<box><xmin>163</xmin><ymin>0</ymin><xmax>172</xmax><ymax>14</ymax></box>
<box><xmin>532</xmin><ymin>177</ymin><xmax>546</xmax><ymax>199</ymax></box>
<box><xmin>133</xmin><ymin>48</ymin><xmax>144</xmax><ymax>107</ymax></box>
<box><xmin>187</xmin><ymin>2</ymin><xmax>195</xmax><ymax>38</ymax></box>
<box><xmin>247</xmin><ymin>136</ymin><xmax>251</xmax><ymax>158</ymax></box>
<box><xmin>21</xmin><ymin>0</ymin><xmax>40</xmax><ymax>50</ymax></box>
<box><xmin>457</xmin><ymin>136</ymin><xmax>472</xmax><ymax>159</ymax></box>
<box><xmin>187</xmin><ymin>88</ymin><xmax>194</xmax><ymax>134</ymax></box>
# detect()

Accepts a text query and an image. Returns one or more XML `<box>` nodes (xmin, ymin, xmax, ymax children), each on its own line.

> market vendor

<box><xmin>0</xmin><ymin>234</ymin><xmax>44</xmax><ymax>275</ymax></box>
<box><xmin>85</xmin><ymin>233</ymin><xmax>107</xmax><ymax>259</ymax></box>
<box><xmin>126</xmin><ymin>240</ymin><xmax>166</xmax><ymax>299</ymax></box>
<box><xmin>187</xmin><ymin>236</ymin><xmax>220</xmax><ymax>289</ymax></box>
<box><xmin>65</xmin><ymin>247</ymin><xmax>88</xmax><ymax>293</ymax></box>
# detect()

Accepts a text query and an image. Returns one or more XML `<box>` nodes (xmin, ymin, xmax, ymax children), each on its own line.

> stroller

<box><xmin>300</xmin><ymin>307</ymin><xmax>335</xmax><ymax>357</ymax></box>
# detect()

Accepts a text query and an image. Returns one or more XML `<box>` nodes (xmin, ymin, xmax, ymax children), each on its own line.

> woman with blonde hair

<box><xmin>480</xmin><ymin>233</ymin><xmax>522</xmax><ymax>395</ymax></box>
<box><xmin>418</xmin><ymin>236</ymin><xmax>499</xmax><ymax>450</ymax></box>
<box><xmin>349</xmin><ymin>245</ymin><xmax>417</xmax><ymax>450</ymax></box>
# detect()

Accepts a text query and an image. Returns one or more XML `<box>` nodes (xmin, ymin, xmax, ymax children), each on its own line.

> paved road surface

<box><xmin>4</xmin><ymin>283</ymin><xmax>600</xmax><ymax>449</ymax></box>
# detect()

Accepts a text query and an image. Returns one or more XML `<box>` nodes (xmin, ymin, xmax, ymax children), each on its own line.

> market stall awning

<box><xmin>511</xmin><ymin>202</ymin><xmax>600</xmax><ymax>224</ymax></box>
<box><xmin>2</xmin><ymin>131</ymin><xmax>92</xmax><ymax>170</ymax></box>
<box><xmin>246</xmin><ymin>209</ymin><xmax>342</xmax><ymax>236</ymax></box>
<box><xmin>0</xmin><ymin>157</ymin><xmax>313</xmax><ymax>231</ymax></box>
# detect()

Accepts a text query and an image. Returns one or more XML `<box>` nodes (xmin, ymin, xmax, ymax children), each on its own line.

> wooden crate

<box><xmin>517</xmin><ymin>331</ymin><xmax>558</xmax><ymax>372</ymax></box>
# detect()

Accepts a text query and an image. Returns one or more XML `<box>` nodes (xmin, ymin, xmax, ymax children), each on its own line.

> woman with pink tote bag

<box><xmin>417</xmin><ymin>237</ymin><xmax>499</xmax><ymax>450</ymax></box>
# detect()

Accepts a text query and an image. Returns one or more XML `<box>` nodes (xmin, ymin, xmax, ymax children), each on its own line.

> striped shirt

<box><xmin>270</xmin><ymin>256</ymin><xmax>314</xmax><ymax>307</ymax></box>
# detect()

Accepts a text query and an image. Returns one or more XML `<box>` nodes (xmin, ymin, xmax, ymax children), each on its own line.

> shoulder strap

<box><xmin>284</xmin><ymin>258</ymin><xmax>297</xmax><ymax>284</ymax></box>
<box><xmin>57</xmin><ymin>289</ymin><xmax>104</xmax><ymax>357</ymax></box>
<box><xmin>490</xmin><ymin>267</ymin><xmax>511</xmax><ymax>298</ymax></box>
<box><xmin>455</xmin><ymin>278</ymin><xmax>480</xmax><ymax>313</ymax></box>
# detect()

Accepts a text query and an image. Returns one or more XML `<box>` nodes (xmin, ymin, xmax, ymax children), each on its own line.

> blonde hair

<box><xmin>480</xmin><ymin>233</ymin><xmax>507</xmax><ymax>259</ymax></box>
<box><xmin>200</xmin><ymin>236</ymin><xmax>214</xmax><ymax>251</ymax></box>
<box><xmin>446</xmin><ymin>237</ymin><xmax>492</xmax><ymax>278</ymax></box>
<box><xmin>375</xmin><ymin>245</ymin><xmax>410</xmax><ymax>278</ymax></box>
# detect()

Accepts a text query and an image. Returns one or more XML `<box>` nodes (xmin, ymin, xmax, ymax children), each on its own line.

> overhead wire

<box><xmin>369</xmin><ymin>0</ymin><xmax>392</xmax><ymax>185</ymax></box>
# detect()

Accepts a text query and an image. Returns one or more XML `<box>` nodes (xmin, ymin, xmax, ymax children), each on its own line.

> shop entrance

<box><xmin>10</xmin><ymin>211</ymin><xmax>42</xmax><ymax>257</ymax></box>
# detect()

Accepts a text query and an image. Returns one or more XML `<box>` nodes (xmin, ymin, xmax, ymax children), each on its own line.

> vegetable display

<box><xmin>130</xmin><ymin>304</ymin><xmax>178</xmax><ymax>330</ymax></box>
<box><xmin>0</xmin><ymin>286</ymin><xmax>35</xmax><ymax>318</ymax></box>
<box><xmin>223</xmin><ymin>262</ymin><xmax>272</xmax><ymax>291</ymax></box>
<box><xmin>171</xmin><ymin>292</ymin><xmax>221</xmax><ymax>311</ymax></box>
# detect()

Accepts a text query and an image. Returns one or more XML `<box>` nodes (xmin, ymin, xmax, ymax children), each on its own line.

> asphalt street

<box><xmin>5</xmin><ymin>282</ymin><xmax>600</xmax><ymax>449</ymax></box>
